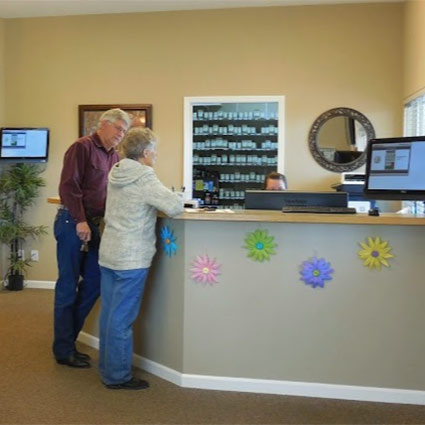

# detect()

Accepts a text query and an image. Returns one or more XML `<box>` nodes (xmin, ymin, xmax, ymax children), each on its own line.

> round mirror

<box><xmin>308</xmin><ymin>107</ymin><xmax>376</xmax><ymax>172</ymax></box>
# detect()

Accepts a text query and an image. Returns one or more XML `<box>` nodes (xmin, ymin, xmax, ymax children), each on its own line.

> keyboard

<box><xmin>282</xmin><ymin>206</ymin><xmax>357</xmax><ymax>214</ymax></box>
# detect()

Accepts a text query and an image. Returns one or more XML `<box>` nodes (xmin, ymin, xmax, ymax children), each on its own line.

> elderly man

<box><xmin>53</xmin><ymin>108</ymin><xmax>130</xmax><ymax>368</ymax></box>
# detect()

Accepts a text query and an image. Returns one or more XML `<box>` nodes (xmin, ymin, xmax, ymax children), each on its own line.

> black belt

<box><xmin>58</xmin><ymin>206</ymin><xmax>102</xmax><ymax>226</ymax></box>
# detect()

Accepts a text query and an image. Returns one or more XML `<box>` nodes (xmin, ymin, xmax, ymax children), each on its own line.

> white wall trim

<box><xmin>134</xmin><ymin>354</ymin><xmax>183</xmax><ymax>387</ymax></box>
<box><xmin>183</xmin><ymin>95</ymin><xmax>286</xmax><ymax>199</ymax></box>
<box><xmin>404</xmin><ymin>86</ymin><xmax>425</xmax><ymax>105</ymax></box>
<box><xmin>78</xmin><ymin>331</ymin><xmax>100</xmax><ymax>349</ymax></box>
<box><xmin>78</xmin><ymin>331</ymin><xmax>183</xmax><ymax>386</ymax></box>
<box><xmin>25</xmin><ymin>280</ymin><xmax>55</xmax><ymax>290</ymax></box>
<box><xmin>24</xmin><ymin>280</ymin><xmax>56</xmax><ymax>289</ymax></box>
<box><xmin>78</xmin><ymin>331</ymin><xmax>425</xmax><ymax>406</ymax></box>
<box><xmin>181</xmin><ymin>374</ymin><xmax>425</xmax><ymax>405</ymax></box>
<box><xmin>2</xmin><ymin>280</ymin><xmax>55</xmax><ymax>290</ymax></box>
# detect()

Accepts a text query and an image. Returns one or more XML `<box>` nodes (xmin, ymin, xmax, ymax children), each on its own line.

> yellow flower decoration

<box><xmin>358</xmin><ymin>236</ymin><xmax>394</xmax><ymax>270</ymax></box>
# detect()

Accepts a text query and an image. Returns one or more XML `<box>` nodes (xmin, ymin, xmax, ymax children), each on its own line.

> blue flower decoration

<box><xmin>160</xmin><ymin>226</ymin><xmax>178</xmax><ymax>257</ymax></box>
<box><xmin>299</xmin><ymin>256</ymin><xmax>334</xmax><ymax>288</ymax></box>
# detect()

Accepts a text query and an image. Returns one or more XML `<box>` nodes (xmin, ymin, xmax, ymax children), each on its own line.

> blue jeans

<box><xmin>53</xmin><ymin>209</ymin><xmax>101</xmax><ymax>358</ymax></box>
<box><xmin>99</xmin><ymin>266</ymin><xmax>148</xmax><ymax>385</ymax></box>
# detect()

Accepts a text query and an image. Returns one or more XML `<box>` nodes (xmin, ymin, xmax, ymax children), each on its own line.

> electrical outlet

<box><xmin>18</xmin><ymin>249</ymin><xmax>25</xmax><ymax>259</ymax></box>
<box><xmin>30</xmin><ymin>250</ymin><xmax>39</xmax><ymax>262</ymax></box>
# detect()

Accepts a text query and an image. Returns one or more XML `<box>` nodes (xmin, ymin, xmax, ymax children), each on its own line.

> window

<box><xmin>404</xmin><ymin>93</ymin><xmax>425</xmax><ymax>137</ymax></box>
<box><xmin>403</xmin><ymin>93</ymin><xmax>425</xmax><ymax>214</ymax></box>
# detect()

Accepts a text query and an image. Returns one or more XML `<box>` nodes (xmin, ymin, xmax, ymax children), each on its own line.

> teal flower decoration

<box><xmin>243</xmin><ymin>229</ymin><xmax>277</xmax><ymax>262</ymax></box>
<box><xmin>160</xmin><ymin>226</ymin><xmax>178</xmax><ymax>257</ymax></box>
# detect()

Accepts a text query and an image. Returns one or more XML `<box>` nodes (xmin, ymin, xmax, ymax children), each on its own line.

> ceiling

<box><xmin>0</xmin><ymin>0</ymin><xmax>402</xmax><ymax>19</ymax></box>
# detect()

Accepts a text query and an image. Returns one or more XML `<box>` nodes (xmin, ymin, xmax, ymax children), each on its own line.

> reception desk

<box><xmin>75</xmin><ymin>207</ymin><xmax>425</xmax><ymax>403</ymax></box>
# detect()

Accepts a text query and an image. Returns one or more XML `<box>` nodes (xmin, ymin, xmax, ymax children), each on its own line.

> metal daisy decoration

<box><xmin>300</xmin><ymin>256</ymin><xmax>334</xmax><ymax>288</ymax></box>
<box><xmin>358</xmin><ymin>236</ymin><xmax>394</xmax><ymax>270</ymax></box>
<box><xmin>243</xmin><ymin>228</ymin><xmax>277</xmax><ymax>262</ymax></box>
<box><xmin>190</xmin><ymin>254</ymin><xmax>221</xmax><ymax>285</ymax></box>
<box><xmin>160</xmin><ymin>225</ymin><xmax>178</xmax><ymax>257</ymax></box>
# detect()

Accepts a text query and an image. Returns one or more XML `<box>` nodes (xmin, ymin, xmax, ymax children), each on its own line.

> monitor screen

<box><xmin>0</xmin><ymin>128</ymin><xmax>49</xmax><ymax>162</ymax></box>
<box><xmin>245</xmin><ymin>190</ymin><xmax>348</xmax><ymax>210</ymax></box>
<box><xmin>364</xmin><ymin>136</ymin><xmax>425</xmax><ymax>200</ymax></box>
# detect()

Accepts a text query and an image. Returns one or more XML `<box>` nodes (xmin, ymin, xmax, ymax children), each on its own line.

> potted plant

<box><xmin>0</xmin><ymin>163</ymin><xmax>48</xmax><ymax>290</ymax></box>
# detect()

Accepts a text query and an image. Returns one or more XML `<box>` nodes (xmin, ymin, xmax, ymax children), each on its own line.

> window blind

<box><xmin>404</xmin><ymin>93</ymin><xmax>425</xmax><ymax>137</ymax></box>
<box><xmin>403</xmin><ymin>93</ymin><xmax>425</xmax><ymax>214</ymax></box>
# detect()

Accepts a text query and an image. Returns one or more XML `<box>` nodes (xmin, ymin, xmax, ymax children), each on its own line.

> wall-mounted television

<box><xmin>0</xmin><ymin>127</ymin><xmax>49</xmax><ymax>163</ymax></box>
<box><xmin>364</xmin><ymin>136</ymin><xmax>425</xmax><ymax>200</ymax></box>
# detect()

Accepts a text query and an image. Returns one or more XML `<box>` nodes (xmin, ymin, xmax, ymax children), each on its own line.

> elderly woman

<box><xmin>98</xmin><ymin>127</ymin><xmax>183</xmax><ymax>390</ymax></box>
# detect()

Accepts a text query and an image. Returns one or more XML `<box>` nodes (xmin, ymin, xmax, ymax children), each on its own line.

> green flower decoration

<box><xmin>243</xmin><ymin>229</ymin><xmax>277</xmax><ymax>262</ymax></box>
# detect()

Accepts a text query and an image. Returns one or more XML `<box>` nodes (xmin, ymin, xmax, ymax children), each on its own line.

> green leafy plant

<box><xmin>0</xmin><ymin>163</ymin><xmax>48</xmax><ymax>288</ymax></box>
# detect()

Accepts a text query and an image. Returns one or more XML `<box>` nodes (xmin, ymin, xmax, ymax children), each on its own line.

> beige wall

<box><xmin>403</xmin><ymin>0</ymin><xmax>425</xmax><ymax>99</ymax></box>
<box><xmin>1</xmin><ymin>3</ymin><xmax>403</xmax><ymax>281</ymax></box>
<box><xmin>180</xmin><ymin>219</ymin><xmax>425</xmax><ymax>390</ymax></box>
<box><xmin>0</xmin><ymin>18</ymin><xmax>4</xmax><ymax>125</ymax></box>
<box><xmin>0</xmin><ymin>19</ymin><xmax>5</xmax><ymax>279</ymax></box>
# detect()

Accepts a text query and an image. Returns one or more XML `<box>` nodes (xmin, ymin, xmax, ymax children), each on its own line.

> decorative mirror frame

<box><xmin>308</xmin><ymin>107</ymin><xmax>375</xmax><ymax>173</ymax></box>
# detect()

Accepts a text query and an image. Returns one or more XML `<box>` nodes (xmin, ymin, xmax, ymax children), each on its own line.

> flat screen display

<box><xmin>364</xmin><ymin>136</ymin><xmax>425</xmax><ymax>200</ymax></box>
<box><xmin>0</xmin><ymin>128</ymin><xmax>49</xmax><ymax>162</ymax></box>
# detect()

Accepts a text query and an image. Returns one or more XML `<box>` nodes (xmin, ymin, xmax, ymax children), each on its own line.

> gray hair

<box><xmin>122</xmin><ymin>127</ymin><xmax>157</xmax><ymax>160</ymax></box>
<box><xmin>98</xmin><ymin>108</ymin><xmax>131</xmax><ymax>129</ymax></box>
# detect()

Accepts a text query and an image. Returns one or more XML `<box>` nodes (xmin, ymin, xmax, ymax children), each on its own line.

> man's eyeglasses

<box><xmin>111</xmin><ymin>123</ymin><xmax>127</xmax><ymax>134</ymax></box>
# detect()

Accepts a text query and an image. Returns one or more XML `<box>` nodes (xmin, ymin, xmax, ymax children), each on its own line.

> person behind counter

<box><xmin>53</xmin><ymin>108</ymin><xmax>131</xmax><ymax>368</ymax></box>
<box><xmin>98</xmin><ymin>127</ymin><xmax>184</xmax><ymax>390</ymax></box>
<box><xmin>264</xmin><ymin>171</ymin><xmax>288</xmax><ymax>190</ymax></box>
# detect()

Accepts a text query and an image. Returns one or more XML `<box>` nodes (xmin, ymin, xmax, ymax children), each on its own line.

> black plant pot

<box><xmin>7</xmin><ymin>274</ymin><xmax>24</xmax><ymax>291</ymax></box>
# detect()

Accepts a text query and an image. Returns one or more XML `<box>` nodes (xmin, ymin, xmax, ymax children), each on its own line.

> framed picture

<box><xmin>78</xmin><ymin>104</ymin><xmax>152</xmax><ymax>137</ymax></box>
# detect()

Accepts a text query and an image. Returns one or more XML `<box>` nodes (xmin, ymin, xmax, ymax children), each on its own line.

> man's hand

<box><xmin>76</xmin><ymin>221</ymin><xmax>91</xmax><ymax>242</ymax></box>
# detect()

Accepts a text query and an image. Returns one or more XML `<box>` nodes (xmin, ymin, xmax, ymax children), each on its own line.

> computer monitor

<box><xmin>245</xmin><ymin>190</ymin><xmax>348</xmax><ymax>210</ymax></box>
<box><xmin>0</xmin><ymin>127</ymin><xmax>49</xmax><ymax>163</ymax></box>
<box><xmin>364</xmin><ymin>136</ymin><xmax>425</xmax><ymax>200</ymax></box>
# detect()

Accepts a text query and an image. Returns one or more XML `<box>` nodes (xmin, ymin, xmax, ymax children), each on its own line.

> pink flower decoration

<box><xmin>190</xmin><ymin>254</ymin><xmax>221</xmax><ymax>285</ymax></box>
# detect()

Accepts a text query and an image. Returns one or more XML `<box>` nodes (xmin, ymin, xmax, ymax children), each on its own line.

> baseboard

<box><xmin>78</xmin><ymin>331</ymin><xmax>182</xmax><ymax>386</ymax></box>
<box><xmin>181</xmin><ymin>374</ymin><xmax>425</xmax><ymax>405</ymax></box>
<box><xmin>78</xmin><ymin>331</ymin><xmax>100</xmax><ymax>349</ymax></box>
<box><xmin>133</xmin><ymin>354</ymin><xmax>183</xmax><ymax>387</ymax></box>
<box><xmin>25</xmin><ymin>280</ymin><xmax>55</xmax><ymax>290</ymax></box>
<box><xmin>77</xmin><ymin>331</ymin><xmax>425</xmax><ymax>406</ymax></box>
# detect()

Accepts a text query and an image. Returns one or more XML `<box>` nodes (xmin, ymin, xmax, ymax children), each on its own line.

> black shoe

<box><xmin>74</xmin><ymin>349</ymin><xmax>91</xmax><ymax>361</ymax></box>
<box><xmin>56</xmin><ymin>354</ymin><xmax>91</xmax><ymax>368</ymax></box>
<box><xmin>105</xmin><ymin>377</ymin><xmax>149</xmax><ymax>390</ymax></box>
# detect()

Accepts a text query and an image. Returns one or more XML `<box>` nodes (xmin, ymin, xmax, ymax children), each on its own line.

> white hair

<box><xmin>97</xmin><ymin>108</ymin><xmax>131</xmax><ymax>129</ymax></box>
<box><xmin>122</xmin><ymin>127</ymin><xmax>157</xmax><ymax>160</ymax></box>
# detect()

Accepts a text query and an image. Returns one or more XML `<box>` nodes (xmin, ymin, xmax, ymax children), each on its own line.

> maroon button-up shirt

<box><xmin>59</xmin><ymin>133</ymin><xmax>119</xmax><ymax>223</ymax></box>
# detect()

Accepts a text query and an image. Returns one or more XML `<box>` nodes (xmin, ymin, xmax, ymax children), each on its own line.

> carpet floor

<box><xmin>1</xmin><ymin>288</ymin><xmax>425</xmax><ymax>424</ymax></box>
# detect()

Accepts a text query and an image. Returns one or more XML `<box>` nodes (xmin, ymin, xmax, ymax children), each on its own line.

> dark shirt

<box><xmin>59</xmin><ymin>133</ymin><xmax>119</xmax><ymax>223</ymax></box>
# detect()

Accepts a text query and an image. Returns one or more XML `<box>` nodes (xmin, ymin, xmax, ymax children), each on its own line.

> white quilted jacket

<box><xmin>99</xmin><ymin>158</ymin><xmax>183</xmax><ymax>270</ymax></box>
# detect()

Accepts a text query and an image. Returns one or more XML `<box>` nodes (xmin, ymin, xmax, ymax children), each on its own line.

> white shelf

<box><xmin>184</xmin><ymin>95</ymin><xmax>285</xmax><ymax>206</ymax></box>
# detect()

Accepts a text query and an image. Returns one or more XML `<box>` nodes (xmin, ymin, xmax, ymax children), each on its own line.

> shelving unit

<box><xmin>184</xmin><ymin>96</ymin><xmax>285</xmax><ymax>208</ymax></box>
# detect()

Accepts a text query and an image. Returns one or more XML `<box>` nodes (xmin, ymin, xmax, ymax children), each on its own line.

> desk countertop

<box><xmin>47</xmin><ymin>197</ymin><xmax>425</xmax><ymax>226</ymax></box>
<box><xmin>171</xmin><ymin>209</ymin><xmax>425</xmax><ymax>225</ymax></box>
